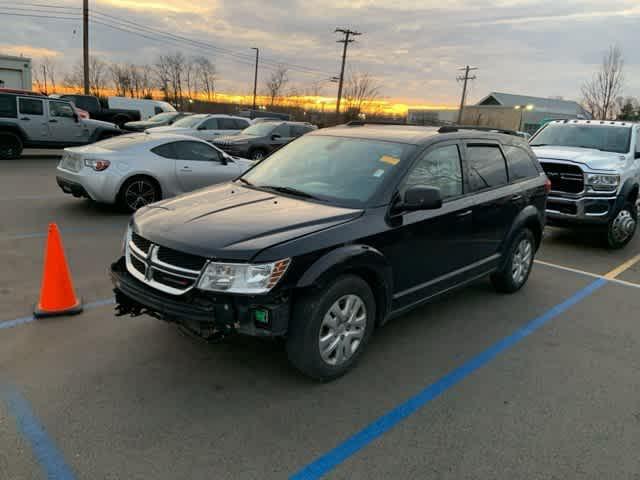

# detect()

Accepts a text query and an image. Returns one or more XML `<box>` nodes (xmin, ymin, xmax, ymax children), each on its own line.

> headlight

<box><xmin>197</xmin><ymin>259</ymin><xmax>290</xmax><ymax>294</ymax></box>
<box><xmin>586</xmin><ymin>173</ymin><xmax>619</xmax><ymax>191</ymax></box>
<box><xmin>84</xmin><ymin>158</ymin><xmax>111</xmax><ymax>171</ymax></box>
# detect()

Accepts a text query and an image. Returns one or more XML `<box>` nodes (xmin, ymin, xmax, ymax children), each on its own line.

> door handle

<box><xmin>49</xmin><ymin>119</ymin><xmax>58</xmax><ymax>123</ymax></box>
<box><xmin>181</xmin><ymin>166</ymin><xmax>192</xmax><ymax>172</ymax></box>
<box><xmin>20</xmin><ymin>117</ymin><xmax>30</xmax><ymax>121</ymax></box>
<box><xmin>456</xmin><ymin>210</ymin><xmax>472</xmax><ymax>218</ymax></box>
<box><xmin>511</xmin><ymin>194</ymin><xmax>523</xmax><ymax>202</ymax></box>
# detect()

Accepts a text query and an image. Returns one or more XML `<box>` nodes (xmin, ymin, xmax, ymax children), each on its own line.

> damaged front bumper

<box><xmin>110</xmin><ymin>257</ymin><xmax>291</xmax><ymax>339</ymax></box>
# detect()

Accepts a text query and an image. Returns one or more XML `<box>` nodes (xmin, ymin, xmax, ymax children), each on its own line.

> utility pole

<box><xmin>251</xmin><ymin>47</ymin><xmax>259</xmax><ymax>115</ymax></box>
<box><xmin>83</xmin><ymin>0</ymin><xmax>90</xmax><ymax>94</ymax></box>
<box><xmin>456</xmin><ymin>65</ymin><xmax>478</xmax><ymax>124</ymax></box>
<box><xmin>335</xmin><ymin>28</ymin><xmax>361</xmax><ymax>115</ymax></box>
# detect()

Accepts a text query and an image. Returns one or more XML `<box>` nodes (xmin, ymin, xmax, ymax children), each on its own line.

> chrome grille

<box><xmin>126</xmin><ymin>231</ymin><xmax>205</xmax><ymax>295</ymax></box>
<box><xmin>539</xmin><ymin>162</ymin><xmax>584</xmax><ymax>194</ymax></box>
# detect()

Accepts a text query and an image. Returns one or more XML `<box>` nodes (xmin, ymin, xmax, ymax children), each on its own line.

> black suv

<box><xmin>212</xmin><ymin>121</ymin><xmax>316</xmax><ymax>160</ymax></box>
<box><xmin>111</xmin><ymin>123</ymin><xmax>549</xmax><ymax>380</ymax></box>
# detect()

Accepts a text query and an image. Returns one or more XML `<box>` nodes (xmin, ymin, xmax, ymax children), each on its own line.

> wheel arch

<box><xmin>116</xmin><ymin>173</ymin><xmax>163</xmax><ymax>202</ymax></box>
<box><xmin>295</xmin><ymin>245</ymin><xmax>394</xmax><ymax>326</ymax></box>
<box><xmin>500</xmin><ymin>206</ymin><xmax>544</xmax><ymax>268</ymax></box>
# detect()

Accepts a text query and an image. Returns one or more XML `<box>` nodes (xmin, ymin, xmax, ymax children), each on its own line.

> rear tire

<box><xmin>491</xmin><ymin>228</ymin><xmax>535</xmax><ymax>294</ymax></box>
<box><xmin>286</xmin><ymin>275</ymin><xmax>375</xmax><ymax>381</ymax></box>
<box><xmin>117</xmin><ymin>176</ymin><xmax>161</xmax><ymax>212</ymax></box>
<box><xmin>0</xmin><ymin>132</ymin><xmax>23</xmax><ymax>160</ymax></box>
<box><xmin>605</xmin><ymin>202</ymin><xmax>637</xmax><ymax>249</ymax></box>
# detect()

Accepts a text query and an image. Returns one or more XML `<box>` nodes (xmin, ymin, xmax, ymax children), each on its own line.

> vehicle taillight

<box><xmin>544</xmin><ymin>176</ymin><xmax>552</xmax><ymax>193</ymax></box>
<box><xmin>84</xmin><ymin>159</ymin><xmax>111</xmax><ymax>171</ymax></box>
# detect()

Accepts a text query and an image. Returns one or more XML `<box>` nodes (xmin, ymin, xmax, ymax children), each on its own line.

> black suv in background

<box><xmin>212</xmin><ymin>121</ymin><xmax>316</xmax><ymax>160</ymax></box>
<box><xmin>111</xmin><ymin>123</ymin><xmax>549</xmax><ymax>380</ymax></box>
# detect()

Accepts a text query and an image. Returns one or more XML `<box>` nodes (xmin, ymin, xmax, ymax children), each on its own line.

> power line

<box><xmin>0</xmin><ymin>1</ymin><xmax>335</xmax><ymax>79</ymax></box>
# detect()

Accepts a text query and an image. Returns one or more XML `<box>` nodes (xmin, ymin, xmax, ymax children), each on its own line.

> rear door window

<box><xmin>218</xmin><ymin>118</ymin><xmax>238</xmax><ymax>130</ymax></box>
<box><xmin>291</xmin><ymin>125</ymin><xmax>312</xmax><ymax>137</ymax></box>
<box><xmin>273</xmin><ymin>124</ymin><xmax>291</xmax><ymax>137</ymax></box>
<box><xmin>18</xmin><ymin>98</ymin><xmax>44</xmax><ymax>116</ymax></box>
<box><xmin>0</xmin><ymin>94</ymin><xmax>17</xmax><ymax>118</ymax></box>
<box><xmin>233</xmin><ymin>118</ymin><xmax>250</xmax><ymax>129</ymax></box>
<box><xmin>465</xmin><ymin>144</ymin><xmax>508</xmax><ymax>191</ymax></box>
<box><xmin>200</xmin><ymin>118</ymin><xmax>219</xmax><ymax>130</ymax></box>
<box><xmin>151</xmin><ymin>142</ymin><xmax>176</xmax><ymax>159</ymax></box>
<box><xmin>503</xmin><ymin>145</ymin><xmax>539</xmax><ymax>181</ymax></box>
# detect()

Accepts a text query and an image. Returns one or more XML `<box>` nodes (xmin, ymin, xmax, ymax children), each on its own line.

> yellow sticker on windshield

<box><xmin>380</xmin><ymin>155</ymin><xmax>400</xmax><ymax>165</ymax></box>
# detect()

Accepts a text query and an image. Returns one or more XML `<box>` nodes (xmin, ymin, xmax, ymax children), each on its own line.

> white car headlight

<box><xmin>586</xmin><ymin>173</ymin><xmax>619</xmax><ymax>191</ymax></box>
<box><xmin>197</xmin><ymin>259</ymin><xmax>291</xmax><ymax>294</ymax></box>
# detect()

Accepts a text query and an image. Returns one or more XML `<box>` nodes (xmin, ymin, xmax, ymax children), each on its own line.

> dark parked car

<box><xmin>123</xmin><ymin>112</ymin><xmax>193</xmax><ymax>132</ymax></box>
<box><xmin>111</xmin><ymin>123</ymin><xmax>549</xmax><ymax>380</ymax></box>
<box><xmin>212</xmin><ymin>121</ymin><xmax>316</xmax><ymax>160</ymax></box>
<box><xmin>60</xmin><ymin>94</ymin><xmax>140</xmax><ymax>127</ymax></box>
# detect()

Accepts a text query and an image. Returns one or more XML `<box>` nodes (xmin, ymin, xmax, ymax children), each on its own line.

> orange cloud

<box><xmin>0</xmin><ymin>45</ymin><xmax>61</xmax><ymax>59</ymax></box>
<box><xmin>96</xmin><ymin>0</ymin><xmax>212</xmax><ymax>14</ymax></box>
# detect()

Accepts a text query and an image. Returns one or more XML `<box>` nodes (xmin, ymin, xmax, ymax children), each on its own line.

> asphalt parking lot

<box><xmin>1</xmin><ymin>156</ymin><xmax>639</xmax><ymax>480</ymax></box>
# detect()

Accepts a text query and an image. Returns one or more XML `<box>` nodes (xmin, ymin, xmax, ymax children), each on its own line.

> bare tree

<box><xmin>184</xmin><ymin>57</ymin><xmax>196</xmax><ymax>100</ymax></box>
<box><xmin>34</xmin><ymin>57</ymin><xmax>57</xmax><ymax>94</ymax></box>
<box><xmin>155</xmin><ymin>53</ymin><xmax>186</xmax><ymax>106</ymax></box>
<box><xmin>64</xmin><ymin>57</ymin><xmax>108</xmax><ymax>96</ymax></box>
<box><xmin>110</xmin><ymin>63</ymin><xmax>131</xmax><ymax>97</ymax></box>
<box><xmin>581</xmin><ymin>45</ymin><xmax>625</xmax><ymax>119</ymax></box>
<box><xmin>194</xmin><ymin>56</ymin><xmax>216</xmax><ymax>101</ymax></box>
<box><xmin>265</xmin><ymin>65</ymin><xmax>288</xmax><ymax>106</ymax></box>
<box><xmin>343</xmin><ymin>71</ymin><xmax>381</xmax><ymax>118</ymax></box>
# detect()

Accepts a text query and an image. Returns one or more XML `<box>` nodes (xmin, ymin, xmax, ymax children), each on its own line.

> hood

<box><xmin>532</xmin><ymin>146</ymin><xmax>626</xmax><ymax>171</ymax></box>
<box><xmin>124</xmin><ymin>120</ymin><xmax>161</xmax><ymax>130</ymax></box>
<box><xmin>214</xmin><ymin>134</ymin><xmax>254</xmax><ymax>144</ymax></box>
<box><xmin>84</xmin><ymin>118</ymin><xmax>118</xmax><ymax>129</ymax></box>
<box><xmin>133</xmin><ymin>183</ymin><xmax>362</xmax><ymax>261</ymax></box>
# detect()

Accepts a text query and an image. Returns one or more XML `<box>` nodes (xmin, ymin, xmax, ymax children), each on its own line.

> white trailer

<box><xmin>0</xmin><ymin>55</ymin><xmax>32</xmax><ymax>89</ymax></box>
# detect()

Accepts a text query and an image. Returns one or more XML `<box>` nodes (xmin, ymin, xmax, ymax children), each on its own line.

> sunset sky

<box><xmin>2</xmin><ymin>0</ymin><xmax>639</xmax><ymax>106</ymax></box>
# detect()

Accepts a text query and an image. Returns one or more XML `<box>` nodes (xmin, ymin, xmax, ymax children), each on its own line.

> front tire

<box><xmin>605</xmin><ymin>202</ymin><xmax>637</xmax><ymax>249</ymax></box>
<box><xmin>249</xmin><ymin>148</ymin><xmax>268</xmax><ymax>161</ymax></box>
<box><xmin>286</xmin><ymin>275</ymin><xmax>376</xmax><ymax>381</ymax></box>
<box><xmin>0</xmin><ymin>132</ymin><xmax>23</xmax><ymax>160</ymax></box>
<box><xmin>491</xmin><ymin>228</ymin><xmax>535</xmax><ymax>293</ymax></box>
<box><xmin>117</xmin><ymin>177</ymin><xmax>161</xmax><ymax>212</ymax></box>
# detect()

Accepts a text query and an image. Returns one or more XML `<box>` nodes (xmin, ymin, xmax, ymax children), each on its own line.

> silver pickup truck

<box><xmin>531</xmin><ymin>120</ymin><xmax>640</xmax><ymax>248</ymax></box>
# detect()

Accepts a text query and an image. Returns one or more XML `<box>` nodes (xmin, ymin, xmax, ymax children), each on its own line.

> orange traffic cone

<box><xmin>34</xmin><ymin>223</ymin><xmax>83</xmax><ymax>318</ymax></box>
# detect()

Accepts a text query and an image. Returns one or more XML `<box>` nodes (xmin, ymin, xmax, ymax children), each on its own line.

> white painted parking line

<box><xmin>535</xmin><ymin>259</ymin><xmax>640</xmax><ymax>290</ymax></box>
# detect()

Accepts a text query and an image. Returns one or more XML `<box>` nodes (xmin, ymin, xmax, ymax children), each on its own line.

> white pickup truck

<box><xmin>530</xmin><ymin>120</ymin><xmax>640</xmax><ymax>248</ymax></box>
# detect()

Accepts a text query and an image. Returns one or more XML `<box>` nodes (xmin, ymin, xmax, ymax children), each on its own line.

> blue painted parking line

<box><xmin>1</xmin><ymin>384</ymin><xmax>77</xmax><ymax>480</ymax></box>
<box><xmin>290</xmin><ymin>278</ymin><xmax>608</xmax><ymax>480</ymax></box>
<box><xmin>0</xmin><ymin>298</ymin><xmax>115</xmax><ymax>331</ymax></box>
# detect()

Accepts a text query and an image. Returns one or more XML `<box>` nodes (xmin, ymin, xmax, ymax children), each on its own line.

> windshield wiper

<box><xmin>236</xmin><ymin>177</ymin><xmax>253</xmax><ymax>186</ymax></box>
<box><xmin>258</xmin><ymin>185</ymin><xmax>319</xmax><ymax>200</ymax></box>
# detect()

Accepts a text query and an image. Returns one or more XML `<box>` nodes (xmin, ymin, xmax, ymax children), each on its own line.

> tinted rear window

<box><xmin>19</xmin><ymin>98</ymin><xmax>44</xmax><ymax>115</ymax></box>
<box><xmin>504</xmin><ymin>145</ymin><xmax>539</xmax><ymax>181</ymax></box>
<box><xmin>466</xmin><ymin>145</ymin><xmax>508</xmax><ymax>191</ymax></box>
<box><xmin>0</xmin><ymin>94</ymin><xmax>17</xmax><ymax>118</ymax></box>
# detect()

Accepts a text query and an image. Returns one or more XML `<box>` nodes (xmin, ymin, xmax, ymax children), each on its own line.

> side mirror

<box><xmin>635</xmin><ymin>151</ymin><xmax>640</xmax><ymax>159</ymax></box>
<box><xmin>198</xmin><ymin>125</ymin><xmax>208</xmax><ymax>130</ymax></box>
<box><xmin>271</xmin><ymin>134</ymin><xmax>281</xmax><ymax>140</ymax></box>
<box><xmin>402</xmin><ymin>186</ymin><xmax>442</xmax><ymax>211</ymax></box>
<box><xmin>73</xmin><ymin>112</ymin><xmax>79</xmax><ymax>123</ymax></box>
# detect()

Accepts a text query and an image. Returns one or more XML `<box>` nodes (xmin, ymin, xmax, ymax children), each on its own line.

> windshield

<box><xmin>147</xmin><ymin>112</ymin><xmax>178</xmax><ymax>123</ymax></box>
<box><xmin>172</xmin><ymin>115</ymin><xmax>206</xmax><ymax>128</ymax></box>
<box><xmin>240</xmin><ymin>135</ymin><xmax>415</xmax><ymax>206</ymax></box>
<box><xmin>242</xmin><ymin>123</ymin><xmax>278</xmax><ymax>136</ymax></box>
<box><xmin>531</xmin><ymin>124</ymin><xmax>632</xmax><ymax>154</ymax></box>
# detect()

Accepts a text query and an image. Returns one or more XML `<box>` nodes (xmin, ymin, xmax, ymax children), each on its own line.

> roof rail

<box><xmin>437</xmin><ymin>125</ymin><xmax>523</xmax><ymax>137</ymax></box>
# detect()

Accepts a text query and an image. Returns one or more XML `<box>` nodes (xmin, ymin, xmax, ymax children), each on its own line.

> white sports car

<box><xmin>56</xmin><ymin>133</ymin><xmax>253</xmax><ymax>212</ymax></box>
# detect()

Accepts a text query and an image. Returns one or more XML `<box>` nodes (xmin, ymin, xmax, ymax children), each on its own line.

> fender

<box><xmin>616</xmin><ymin>178</ymin><xmax>639</xmax><ymax>207</ymax></box>
<box><xmin>0</xmin><ymin>121</ymin><xmax>28</xmax><ymax>141</ymax></box>
<box><xmin>296</xmin><ymin>244</ymin><xmax>394</xmax><ymax>324</ymax></box>
<box><xmin>89</xmin><ymin>126</ymin><xmax>123</xmax><ymax>143</ymax></box>
<box><xmin>499</xmin><ymin>205</ymin><xmax>543</xmax><ymax>267</ymax></box>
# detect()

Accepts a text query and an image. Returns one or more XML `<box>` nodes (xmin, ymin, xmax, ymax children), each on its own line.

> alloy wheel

<box><xmin>124</xmin><ymin>180</ymin><xmax>157</xmax><ymax>211</ymax></box>
<box><xmin>611</xmin><ymin>209</ymin><xmax>636</xmax><ymax>244</ymax></box>
<box><xmin>318</xmin><ymin>294</ymin><xmax>367</xmax><ymax>366</ymax></box>
<box><xmin>511</xmin><ymin>238</ymin><xmax>533</xmax><ymax>285</ymax></box>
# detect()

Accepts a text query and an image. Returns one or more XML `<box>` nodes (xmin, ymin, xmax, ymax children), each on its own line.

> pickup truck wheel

<box><xmin>606</xmin><ymin>202</ymin><xmax>637</xmax><ymax>249</ymax></box>
<box><xmin>491</xmin><ymin>228</ymin><xmax>535</xmax><ymax>294</ymax></box>
<box><xmin>286</xmin><ymin>275</ymin><xmax>375</xmax><ymax>381</ymax></box>
<box><xmin>117</xmin><ymin>176</ymin><xmax>161</xmax><ymax>212</ymax></box>
<box><xmin>0</xmin><ymin>132</ymin><xmax>23</xmax><ymax>160</ymax></box>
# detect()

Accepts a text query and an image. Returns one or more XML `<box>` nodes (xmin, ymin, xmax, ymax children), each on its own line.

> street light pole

<box><xmin>514</xmin><ymin>104</ymin><xmax>534</xmax><ymax>131</ymax></box>
<box><xmin>251</xmin><ymin>47</ymin><xmax>259</xmax><ymax>115</ymax></box>
<box><xmin>83</xmin><ymin>0</ymin><xmax>90</xmax><ymax>94</ymax></box>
